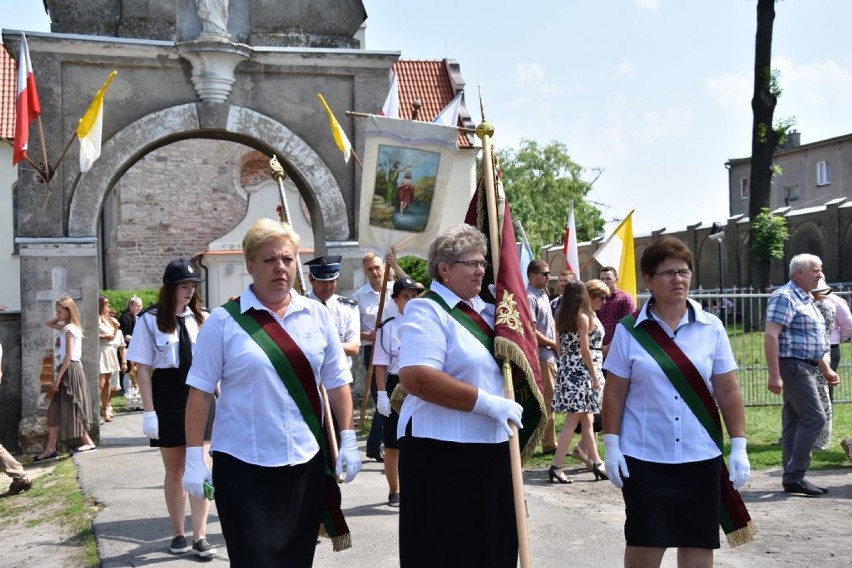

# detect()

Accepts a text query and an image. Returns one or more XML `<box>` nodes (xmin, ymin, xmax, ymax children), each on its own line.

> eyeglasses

<box><xmin>653</xmin><ymin>269</ymin><xmax>692</xmax><ymax>280</ymax></box>
<box><xmin>536</xmin><ymin>272</ymin><xmax>550</xmax><ymax>277</ymax></box>
<box><xmin>453</xmin><ymin>260</ymin><xmax>489</xmax><ymax>270</ymax></box>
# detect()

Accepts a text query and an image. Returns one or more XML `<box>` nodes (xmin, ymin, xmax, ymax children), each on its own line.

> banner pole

<box><xmin>476</xmin><ymin>95</ymin><xmax>533</xmax><ymax>568</ymax></box>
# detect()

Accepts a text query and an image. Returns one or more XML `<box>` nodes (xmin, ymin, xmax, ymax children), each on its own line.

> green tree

<box><xmin>496</xmin><ymin>139</ymin><xmax>605</xmax><ymax>255</ymax></box>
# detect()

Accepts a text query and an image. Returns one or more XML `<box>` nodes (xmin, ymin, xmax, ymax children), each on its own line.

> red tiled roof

<box><xmin>394</xmin><ymin>59</ymin><xmax>474</xmax><ymax>148</ymax></box>
<box><xmin>0</xmin><ymin>46</ymin><xmax>17</xmax><ymax>140</ymax></box>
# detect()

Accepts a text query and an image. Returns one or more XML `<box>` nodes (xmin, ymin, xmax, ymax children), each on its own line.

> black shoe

<box><xmin>193</xmin><ymin>538</ymin><xmax>217</xmax><ymax>558</ymax></box>
<box><xmin>782</xmin><ymin>480</ymin><xmax>824</xmax><ymax>496</ymax></box>
<box><xmin>541</xmin><ymin>448</ymin><xmax>556</xmax><ymax>456</ymax></box>
<box><xmin>32</xmin><ymin>451</ymin><xmax>59</xmax><ymax>463</ymax></box>
<box><xmin>388</xmin><ymin>492</ymin><xmax>400</xmax><ymax>507</ymax></box>
<box><xmin>169</xmin><ymin>535</ymin><xmax>192</xmax><ymax>554</ymax></box>
<box><xmin>8</xmin><ymin>478</ymin><xmax>32</xmax><ymax>495</ymax></box>
<box><xmin>366</xmin><ymin>449</ymin><xmax>384</xmax><ymax>463</ymax></box>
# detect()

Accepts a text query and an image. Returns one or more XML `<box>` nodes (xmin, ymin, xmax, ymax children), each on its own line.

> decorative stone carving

<box><xmin>178</xmin><ymin>39</ymin><xmax>251</xmax><ymax>103</ymax></box>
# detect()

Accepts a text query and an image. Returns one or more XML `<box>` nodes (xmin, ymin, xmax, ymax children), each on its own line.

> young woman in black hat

<box><xmin>125</xmin><ymin>258</ymin><xmax>217</xmax><ymax>558</ymax></box>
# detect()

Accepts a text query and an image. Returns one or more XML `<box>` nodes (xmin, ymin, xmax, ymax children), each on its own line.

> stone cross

<box><xmin>36</xmin><ymin>266</ymin><xmax>82</xmax><ymax>304</ymax></box>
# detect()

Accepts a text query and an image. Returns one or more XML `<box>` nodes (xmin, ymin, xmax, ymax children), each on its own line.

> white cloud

<box><xmin>513</xmin><ymin>62</ymin><xmax>545</xmax><ymax>85</ymax></box>
<box><xmin>633</xmin><ymin>0</ymin><xmax>661</xmax><ymax>12</ymax></box>
<box><xmin>705</xmin><ymin>72</ymin><xmax>752</xmax><ymax>109</ymax></box>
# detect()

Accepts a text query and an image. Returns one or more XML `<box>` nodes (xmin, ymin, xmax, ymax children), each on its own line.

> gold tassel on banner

<box><xmin>726</xmin><ymin>520</ymin><xmax>758</xmax><ymax>548</ymax></box>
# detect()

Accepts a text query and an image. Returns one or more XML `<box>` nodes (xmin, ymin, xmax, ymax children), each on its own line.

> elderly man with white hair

<box><xmin>764</xmin><ymin>253</ymin><xmax>840</xmax><ymax>496</ymax></box>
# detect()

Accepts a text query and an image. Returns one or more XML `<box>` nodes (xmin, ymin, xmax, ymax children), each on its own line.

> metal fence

<box><xmin>638</xmin><ymin>290</ymin><xmax>852</xmax><ymax>407</ymax></box>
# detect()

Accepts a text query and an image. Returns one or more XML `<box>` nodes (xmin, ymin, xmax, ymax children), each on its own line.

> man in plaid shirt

<box><xmin>764</xmin><ymin>253</ymin><xmax>840</xmax><ymax>496</ymax></box>
<box><xmin>597</xmin><ymin>267</ymin><xmax>636</xmax><ymax>358</ymax></box>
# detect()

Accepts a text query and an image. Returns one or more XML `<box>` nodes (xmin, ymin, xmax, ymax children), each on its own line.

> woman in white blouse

<box><xmin>397</xmin><ymin>224</ymin><xmax>523</xmax><ymax>568</ymax></box>
<box><xmin>126</xmin><ymin>259</ymin><xmax>215</xmax><ymax>558</ymax></box>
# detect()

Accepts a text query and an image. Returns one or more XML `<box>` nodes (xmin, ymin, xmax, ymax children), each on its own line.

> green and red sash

<box><xmin>423</xmin><ymin>292</ymin><xmax>540</xmax><ymax>456</ymax></box>
<box><xmin>223</xmin><ymin>299</ymin><xmax>351</xmax><ymax>551</ymax></box>
<box><xmin>620</xmin><ymin>311</ymin><xmax>756</xmax><ymax>547</ymax></box>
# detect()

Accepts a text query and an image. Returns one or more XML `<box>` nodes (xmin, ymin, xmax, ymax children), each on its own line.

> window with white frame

<box><xmin>817</xmin><ymin>161</ymin><xmax>831</xmax><ymax>186</ymax></box>
<box><xmin>739</xmin><ymin>177</ymin><xmax>749</xmax><ymax>200</ymax></box>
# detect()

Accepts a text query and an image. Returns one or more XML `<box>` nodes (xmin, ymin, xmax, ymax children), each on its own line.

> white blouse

<box><xmin>397</xmin><ymin>281</ymin><xmax>507</xmax><ymax>444</ymax></box>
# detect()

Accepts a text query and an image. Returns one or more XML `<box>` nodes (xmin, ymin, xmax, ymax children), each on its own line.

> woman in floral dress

<box><xmin>548</xmin><ymin>280</ymin><xmax>609</xmax><ymax>483</ymax></box>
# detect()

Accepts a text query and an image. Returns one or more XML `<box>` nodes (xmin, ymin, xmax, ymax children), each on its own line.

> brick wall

<box><xmin>105</xmin><ymin>139</ymin><xmax>253</xmax><ymax>290</ymax></box>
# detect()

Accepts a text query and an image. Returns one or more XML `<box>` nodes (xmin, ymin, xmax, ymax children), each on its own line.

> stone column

<box><xmin>18</xmin><ymin>239</ymin><xmax>101</xmax><ymax>454</ymax></box>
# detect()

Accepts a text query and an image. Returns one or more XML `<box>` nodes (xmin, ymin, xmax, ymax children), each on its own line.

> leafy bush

<box><xmin>100</xmin><ymin>289</ymin><xmax>159</xmax><ymax>315</ymax></box>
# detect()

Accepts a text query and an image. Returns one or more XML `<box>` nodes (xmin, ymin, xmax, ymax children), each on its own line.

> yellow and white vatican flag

<box><xmin>592</xmin><ymin>209</ymin><xmax>637</xmax><ymax>301</ymax></box>
<box><xmin>358</xmin><ymin>115</ymin><xmax>459</xmax><ymax>257</ymax></box>
<box><xmin>76</xmin><ymin>71</ymin><xmax>117</xmax><ymax>173</ymax></box>
<box><xmin>317</xmin><ymin>93</ymin><xmax>352</xmax><ymax>164</ymax></box>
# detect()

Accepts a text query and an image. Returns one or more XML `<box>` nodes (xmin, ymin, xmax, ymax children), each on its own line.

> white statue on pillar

<box><xmin>197</xmin><ymin>0</ymin><xmax>229</xmax><ymax>37</ymax></box>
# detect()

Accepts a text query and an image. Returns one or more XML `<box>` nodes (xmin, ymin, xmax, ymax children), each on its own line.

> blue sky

<box><xmin>5</xmin><ymin>1</ymin><xmax>852</xmax><ymax>236</ymax></box>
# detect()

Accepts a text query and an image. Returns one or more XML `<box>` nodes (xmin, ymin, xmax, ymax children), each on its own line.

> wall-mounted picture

<box><xmin>369</xmin><ymin>144</ymin><xmax>441</xmax><ymax>233</ymax></box>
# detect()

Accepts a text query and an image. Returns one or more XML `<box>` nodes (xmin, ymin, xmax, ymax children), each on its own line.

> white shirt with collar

<box><xmin>186</xmin><ymin>286</ymin><xmax>352</xmax><ymax>468</ymax></box>
<box><xmin>307</xmin><ymin>291</ymin><xmax>360</xmax><ymax>367</ymax></box>
<box><xmin>397</xmin><ymin>280</ymin><xmax>507</xmax><ymax>444</ymax></box>
<box><xmin>126</xmin><ymin>307</ymin><xmax>200</xmax><ymax>369</ymax></box>
<box><xmin>352</xmin><ymin>282</ymin><xmax>396</xmax><ymax>346</ymax></box>
<box><xmin>373</xmin><ymin>315</ymin><xmax>402</xmax><ymax>375</ymax></box>
<box><xmin>602</xmin><ymin>297</ymin><xmax>737</xmax><ymax>464</ymax></box>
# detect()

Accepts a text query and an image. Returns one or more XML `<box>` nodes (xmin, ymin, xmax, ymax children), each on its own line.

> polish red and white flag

<box><xmin>13</xmin><ymin>33</ymin><xmax>42</xmax><ymax>166</ymax></box>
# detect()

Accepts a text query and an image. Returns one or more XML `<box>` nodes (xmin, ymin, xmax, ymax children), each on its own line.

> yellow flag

<box><xmin>317</xmin><ymin>93</ymin><xmax>352</xmax><ymax>164</ymax></box>
<box><xmin>592</xmin><ymin>210</ymin><xmax>637</xmax><ymax>301</ymax></box>
<box><xmin>76</xmin><ymin>71</ymin><xmax>117</xmax><ymax>172</ymax></box>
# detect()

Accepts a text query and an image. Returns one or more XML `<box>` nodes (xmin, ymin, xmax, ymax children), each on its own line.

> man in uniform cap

<box><xmin>306</xmin><ymin>256</ymin><xmax>361</xmax><ymax>368</ymax></box>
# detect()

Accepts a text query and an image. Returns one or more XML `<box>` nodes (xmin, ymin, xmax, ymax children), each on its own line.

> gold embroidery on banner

<box><xmin>496</xmin><ymin>290</ymin><xmax>524</xmax><ymax>335</ymax></box>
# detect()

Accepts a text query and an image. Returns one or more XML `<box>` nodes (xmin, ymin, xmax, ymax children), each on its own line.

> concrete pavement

<box><xmin>77</xmin><ymin>411</ymin><xmax>852</xmax><ymax>567</ymax></box>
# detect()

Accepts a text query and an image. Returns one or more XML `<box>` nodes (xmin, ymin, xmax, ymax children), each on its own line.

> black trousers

<box><xmin>212</xmin><ymin>450</ymin><xmax>324</xmax><ymax>568</ymax></box>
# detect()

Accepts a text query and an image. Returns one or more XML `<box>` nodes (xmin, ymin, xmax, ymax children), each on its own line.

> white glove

<box><xmin>182</xmin><ymin>446</ymin><xmax>212</xmax><ymax>500</ymax></box>
<box><xmin>335</xmin><ymin>430</ymin><xmax>362</xmax><ymax>483</ymax></box>
<box><xmin>376</xmin><ymin>391</ymin><xmax>391</xmax><ymax>417</ymax></box>
<box><xmin>603</xmin><ymin>434</ymin><xmax>630</xmax><ymax>489</ymax></box>
<box><xmin>472</xmin><ymin>388</ymin><xmax>523</xmax><ymax>437</ymax></box>
<box><xmin>728</xmin><ymin>437</ymin><xmax>750</xmax><ymax>490</ymax></box>
<box><xmin>142</xmin><ymin>411</ymin><xmax>159</xmax><ymax>440</ymax></box>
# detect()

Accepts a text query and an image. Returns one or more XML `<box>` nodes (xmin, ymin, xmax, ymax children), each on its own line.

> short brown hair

<box><xmin>640</xmin><ymin>236</ymin><xmax>693</xmax><ymax>277</ymax></box>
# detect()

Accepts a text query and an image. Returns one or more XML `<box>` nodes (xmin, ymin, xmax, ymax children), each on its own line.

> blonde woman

<box><xmin>34</xmin><ymin>296</ymin><xmax>96</xmax><ymax>461</ymax></box>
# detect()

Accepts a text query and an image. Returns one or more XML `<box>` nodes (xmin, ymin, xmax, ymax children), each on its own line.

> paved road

<box><xmin>79</xmin><ymin>411</ymin><xmax>852</xmax><ymax>567</ymax></box>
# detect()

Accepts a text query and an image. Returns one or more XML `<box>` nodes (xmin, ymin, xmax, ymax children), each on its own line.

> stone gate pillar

<box><xmin>18</xmin><ymin>239</ymin><xmax>102</xmax><ymax>453</ymax></box>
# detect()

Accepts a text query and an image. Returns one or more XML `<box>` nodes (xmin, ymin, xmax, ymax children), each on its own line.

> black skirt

<box><xmin>622</xmin><ymin>455</ymin><xmax>722</xmax><ymax>549</ymax></box>
<box><xmin>150</xmin><ymin>367</ymin><xmax>215</xmax><ymax>448</ymax></box>
<box><xmin>212</xmin><ymin>450</ymin><xmax>325</xmax><ymax>568</ymax></box>
<box><xmin>398</xmin><ymin>420</ymin><xmax>518</xmax><ymax>567</ymax></box>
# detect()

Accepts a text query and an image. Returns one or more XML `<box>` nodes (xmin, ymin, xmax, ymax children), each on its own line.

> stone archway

<box><xmin>68</xmin><ymin>103</ymin><xmax>349</xmax><ymax>242</ymax></box>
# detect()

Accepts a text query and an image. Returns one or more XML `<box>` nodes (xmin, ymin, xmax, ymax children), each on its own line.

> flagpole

<box><xmin>270</xmin><ymin>154</ymin><xmax>343</xmax><ymax>484</ymax></box>
<box><xmin>344</xmin><ymin>110</ymin><xmax>478</xmax><ymax>134</ymax></box>
<box><xmin>359</xmin><ymin>263</ymin><xmax>392</xmax><ymax>426</ymax></box>
<box><xmin>476</xmin><ymin>102</ymin><xmax>533</xmax><ymax>568</ymax></box>
<box><xmin>52</xmin><ymin>132</ymin><xmax>79</xmax><ymax>174</ymax></box>
<box><xmin>35</xmin><ymin>115</ymin><xmax>50</xmax><ymax>183</ymax></box>
<box><xmin>2</xmin><ymin>138</ymin><xmax>46</xmax><ymax>181</ymax></box>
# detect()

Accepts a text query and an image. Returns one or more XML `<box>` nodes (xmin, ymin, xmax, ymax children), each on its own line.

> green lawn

<box><xmin>529</xmin><ymin>403</ymin><xmax>852</xmax><ymax>471</ymax></box>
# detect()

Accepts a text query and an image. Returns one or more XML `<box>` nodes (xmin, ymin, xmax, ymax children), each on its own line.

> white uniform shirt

<box><xmin>373</xmin><ymin>315</ymin><xmax>401</xmax><ymax>375</ymax></box>
<box><xmin>186</xmin><ymin>286</ymin><xmax>352</xmax><ymax>467</ymax></box>
<box><xmin>126</xmin><ymin>307</ymin><xmax>200</xmax><ymax>369</ymax></box>
<box><xmin>397</xmin><ymin>280</ymin><xmax>507</xmax><ymax>444</ymax></box>
<box><xmin>602</xmin><ymin>297</ymin><xmax>737</xmax><ymax>464</ymax></box>
<box><xmin>307</xmin><ymin>291</ymin><xmax>360</xmax><ymax>367</ymax></box>
<box><xmin>353</xmin><ymin>282</ymin><xmax>396</xmax><ymax>346</ymax></box>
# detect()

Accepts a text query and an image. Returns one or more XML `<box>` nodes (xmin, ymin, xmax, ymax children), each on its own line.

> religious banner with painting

<box><xmin>358</xmin><ymin>115</ymin><xmax>458</xmax><ymax>257</ymax></box>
